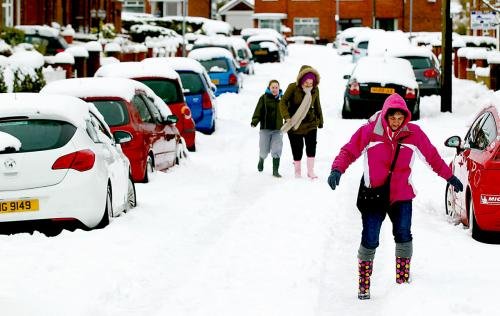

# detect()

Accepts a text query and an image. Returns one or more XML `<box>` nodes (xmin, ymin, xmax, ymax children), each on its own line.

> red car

<box><xmin>41</xmin><ymin>77</ymin><xmax>182</xmax><ymax>183</ymax></box>
<box><xmin>95</xmin><ymin>62</ymin><xmax>197</xmax><ymax>151</ymax></box>
<box><xmin>445</xmin><ymin>104</ymin><xmax>500</xmax><ymax>241</ymax></box>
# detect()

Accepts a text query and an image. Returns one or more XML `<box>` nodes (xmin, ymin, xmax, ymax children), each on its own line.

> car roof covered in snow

<box><xmin>351</xmin><ymin>56</ymin><xmax>417</xmax><ymax>88</ymax></box>
<box><xmin>142</xmin><ymin>57</ymin><xmax>206</xmax><ymax>74</ymax></box>
<box><xmin>386</xmin><ymin>46</ymin><xmax>435</xmax><ymax>58</ymax></box>
<box><xmin>94</xmin><ymin>61</ymin><xmax>180</xmax><ymax>81</ymax></box>
<box><xmin>40</xmin><ymin>77</ymin><xmax>173</xmax><ymax>119</ymax></box>
<box><xmin>188</xmin><ymin>47</ymin><xmax>234</xmax><ymax>61</ymax></box>
<box><xmin>0</xmin><ymin>93</ymin><xmax>92</xmax><ymax>129</ymax></box>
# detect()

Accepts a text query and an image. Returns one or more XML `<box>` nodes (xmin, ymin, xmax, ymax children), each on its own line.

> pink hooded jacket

<box><xmin>331</xmin><ymin>93</ymin><xmax>452</xmax><ymax>204</ymax></box>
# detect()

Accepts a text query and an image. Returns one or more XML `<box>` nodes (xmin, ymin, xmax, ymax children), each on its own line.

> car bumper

<box><xmin>195</xmin><ymin>109</ymin><xmax>215</xmax><ymax>133</ymax></box>
<box><xmin>0</xmin><ymin>170</ymin><xmax>107</xmax><ymax>228</ymax></box>
<box><xmin>214</xmin><ymin>85</ymin><xmax>239</xmax><ymax>96</ymax></box>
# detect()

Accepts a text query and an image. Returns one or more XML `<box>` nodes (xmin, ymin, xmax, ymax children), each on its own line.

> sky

<box><xmin>0</xmin><ymin>43</ymin><xmax>499</xmax><ymax>316</ymax></box>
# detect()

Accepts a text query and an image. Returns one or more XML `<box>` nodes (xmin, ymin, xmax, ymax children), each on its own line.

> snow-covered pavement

<box><xmin>0</xmin><ymin>44</ymin><xmax>499</xmax><ymax>316</ymax></box>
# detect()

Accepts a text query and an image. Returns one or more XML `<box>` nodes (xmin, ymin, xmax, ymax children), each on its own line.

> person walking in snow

<box><xmin>280</xmin><ymin>65</ymin><xmax>323</xmax><ymax>179</ymax></box>
<box><xmin>326</xmin><ymin>93</ymin><xmax>463</xmax><ymax>300</ymax></box>
<box><xmin>251</xmin><ymin>79</ymin><xmax>284</xmax><ymax>177</ymax></box>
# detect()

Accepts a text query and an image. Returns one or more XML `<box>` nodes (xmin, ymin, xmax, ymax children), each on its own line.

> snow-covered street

<box><xmin>1</xmin><ymin>44</ymin><xmax>499</xmax><ymax>316</ymax></box>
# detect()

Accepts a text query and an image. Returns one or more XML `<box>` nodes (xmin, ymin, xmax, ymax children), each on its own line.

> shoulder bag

<box><xmin>356</xmin><ymin>143</ymin><xmax>401</xmax><ymax>213</ymax></box>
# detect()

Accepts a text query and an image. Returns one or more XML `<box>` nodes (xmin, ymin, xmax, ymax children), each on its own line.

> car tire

<box><xmin>142</xmin><ymin>154</ymin><xmax>154</xmax><ymax>183</ymax></box>
<box><xmin>126</xmin><ymin>177</ymin><xmax>137</xmax><ymax>211</ymax></box>
<box><xmin>469</xmin><ymin>198</ymin><xmax>485</xmax><ymax>241</ymax></box>
<box><xmin>445</xmin><ymin>183</ymin><xmax>460</xmax><ymax>224</ymax></box>
<box><xmin>96</xmin><ymin>185</ymin><xmax>112</xmax><ymax>229</ymax></box>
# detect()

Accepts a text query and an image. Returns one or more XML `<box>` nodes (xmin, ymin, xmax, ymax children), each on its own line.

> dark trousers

<box><xmin>360</xmin><ymin>201</ymin><xmax>413</xmax><ymax>250</ymax></box>
<box><xmin>287</xmin><ymin>129</ymin><xmax>317</xmax><ymax>161</ymax></box>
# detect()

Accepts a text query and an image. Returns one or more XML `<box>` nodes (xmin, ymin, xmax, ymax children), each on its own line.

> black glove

<box><xmin>328</xmin><ymin>169</ymin><xmax>342</xmax><ymax>190</ymax></box>
<box><xmin>447</xmin><ymin>175</ymin><xmax>463</xmax><ymax>193</ymax></box>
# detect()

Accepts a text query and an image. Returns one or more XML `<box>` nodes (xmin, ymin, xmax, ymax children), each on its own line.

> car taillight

<box><xmin>52</xmin><ymin>149</ymin><xmax>95</xmax><ymax>172</ymax></box>
<box><xmin>229</xmin><ymin>74</ymin><xmax>238</xmax><ymax>85</ymax></box>
<box><xmin>353</xmin><ymin>49</ymin><xmax>360</xmax><ymax>55</ymax></box>
<box><xmin>55</xmin><ymin>48</ymin><xmax>65</xmax><ymax>54</ymax></box>
<box><xmin>423</xmin><ymin>68</ymin><xmax>439</xmax><ymax>78</ymax></box>
<box><xmin>405</xmin><ymin>87</ymin><xmax>416</xmax><ymax>99</ymax></box>
<box><xmin>202</xmin><ymin>92</ymin><xmax>213</xmax><ymax>109</ymax></box>
<box><xmin>348</xmin><ymin>80</ymin><xmax>360</xmax><ymax>95</ymax></box>
<box><xmin>181</xmin><ymin>105</ymin><xmax>192</xmax><ymax>119</ymax></box>
<box><xmin>239</xmin><ymin>60</ymin><xmax>248</xmax><ymax>67</ymax></box>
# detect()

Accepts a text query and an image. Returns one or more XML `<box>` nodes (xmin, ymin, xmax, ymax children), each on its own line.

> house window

<box><xmin>293</xmin><ymin>18</ymin><xmax>319</xmax><ymax>38</ymax></box>
<box><xmin>123</xmin><ymin>0</ymin><xmax>145</xmax><ymax>13</ymax></box>
<box><xmin>376</xmin><ymin>18</ymin><xmax>397</xmax><ymax>31</ymax></box>
<box><xmin>339</xmin><ymin>19</ymin><xmax>362</xmax><ymax>31</ymax></box>
<box><xmin>2</xmin><ymin>0</ymin><xmax>13</xmax><ymax>27</ymax></box>
<box><xmin>259</xmin><ymin>19</ymin><xmax>281</xmax><ymax>32</ymax></box>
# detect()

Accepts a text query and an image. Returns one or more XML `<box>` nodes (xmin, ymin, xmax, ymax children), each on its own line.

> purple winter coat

<box><xmin>331</xmin><ymin>93</ymin><xmax>452</xmax><ymax>204</ymax></box>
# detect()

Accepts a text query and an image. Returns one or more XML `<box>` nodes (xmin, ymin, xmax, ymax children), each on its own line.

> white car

<box><xmin>0</xmin><ymin>93</ymin><xmax>136</xmax><ymax>230</ymax></box>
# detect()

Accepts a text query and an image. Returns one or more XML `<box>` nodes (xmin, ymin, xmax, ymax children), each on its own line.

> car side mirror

<box><xmin>114</xmin><ymin>131</ymin><xmax>133</xmax><ymax>144</ymax></box>
<box><xmin>164</xmin><ymin>114</ymin><xmax>178</xmax><ymax>125</ymax></box>
<box><xmin>343</xmin><ymin>74</ymin><xmax>351</xmax><ymax>80</ymax></box>
<box><xmin>183</xmin><ymin>88</ymin><xmax>190</xmax><ymax>94</ymax></box>
<box><xmin>444</xmin><ymin>135</ymin><xmax>464</xmax><ymax>154</ymax></box>
<box><xmin>211</xmin><ymin>84</ymin><xmax>217</xmax><ymax>93</ymax></box>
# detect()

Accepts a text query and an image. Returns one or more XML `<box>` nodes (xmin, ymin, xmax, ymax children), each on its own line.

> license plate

<box><xmin>254</xmin><ymin>50</ymin><xmax>267</xmax><ymax>55</ymax></box>
<box><xmin>0</xmin><ymin>199</ymin><xmax>39</xmax><ymax>213</ymax></box>
<box><xmin>211</xmin><ymin>79</ymin><xmax>219</xmax><ymax>85</ymax></box>
<box><xmin>370</xmin><ymin>87</ymin><xmax>395</xmax><ymax>94</ymax></box>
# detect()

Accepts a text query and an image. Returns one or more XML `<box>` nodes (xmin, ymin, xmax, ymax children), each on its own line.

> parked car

<box><xmin>143</xmin><ymin>57</ymin><xmax>217</xmax><ymax>134</ymax></box>
<box><xmin>333</xmin><ymin>27</ymin><xmax>371</xmax><ymax>55</ymax></box>
<box><xmin>16</xmin><ymin>25</ymin><xmax>68</xmax><ymax>55</ymax></box>
<box><xmin>387</xmin><ymin>46</ymin><xmax>442</xmax><ymax>96</ymax></box>
<box><xmin>94</xmin><ymin>61</ymin><xmax>197</xmax><ymax>151</ymax></box>
<box><xmin>247</xmin><ymin>34</ymin><xmax>284</xmax><ymax>63</ymax></box>
<box><xmin>342</xmin><ymin>56</ymin><xmax>420</xmax><ymax>120</ymax></box>
<box><xmin>444</xmin><ymin>104</ymin><xmax>500</xmax><ymax>241</ymax></box>
<box><xmin>188</xmin><ymin>47</ymin><xmax>241</xmax><ymax>96</ymax></box>
<box><xmin>228</xmin><ymin>36</ymin><xmax>255</xmax><ymax>74</ymax></box>
<box><xmin>0</xmin><ymin>93</ymin><xmax>135</xmax><ymax>229</ymax></box>
<box><xmin>41</xmin><ymin>77</ymin><xmax>183</xmax><ymax>182</ymax></box>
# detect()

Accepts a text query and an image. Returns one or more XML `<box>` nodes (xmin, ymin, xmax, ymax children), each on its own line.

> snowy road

<box><xmin>1</xmin><ymin>44</ymin><xmax>499</xmax><ymax>316</ymax></box>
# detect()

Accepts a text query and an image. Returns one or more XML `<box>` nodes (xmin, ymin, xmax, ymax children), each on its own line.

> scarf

<box><xmin>281</xmin><ymin>86</ymin><xmax>312</xmax><ymax>132</ymax></box>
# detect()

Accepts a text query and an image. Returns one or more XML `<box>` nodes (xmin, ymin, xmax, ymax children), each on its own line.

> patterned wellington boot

<box><xmin>358</xmin><ymin>259</ymin><xmax>373</xmax><ymax>300</ymax></box>
<box><xmin>396</xmin><ymin>257</ymin><xmax>411</xmax><ymax>284</ymax></box>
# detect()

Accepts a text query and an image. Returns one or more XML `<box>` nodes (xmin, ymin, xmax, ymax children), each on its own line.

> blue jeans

<box><xmin>360</xmin><ymin>200</ymin><xmax>413</xmax><ymax>250</ymax></box>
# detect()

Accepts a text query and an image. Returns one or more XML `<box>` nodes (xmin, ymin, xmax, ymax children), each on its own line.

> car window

<box><xmin>200</xmin><ymin>58</ymin><xmax>228</xmax><ymax>73</ymax></box>
<box><xmin>399</xmin><ymin>56</ymin><xmax>432</xmax><ymax>69</ymax></box>
<box><xmin>92</xmin><ymin>100</ymin><xmax>129</xmax><ymax>127</ymax></box>
<box><xmin>0</xmin><ymin>119</ymin><xmax>75</xmax><ymax>153</ymax></box>
<box><xmin>179</xmin><ymin>72</ymin><xmax>204</xmax><ymax>94</ymax></box>
<box><xmin>478</xmin><ymin>112</ymin><xmax>497</xmax><ymax>149</ymax></box>
<box><xmin>139</xmin><ymin>79</ymin><xmax>181</xmax><ymax>104</ymax></box>
<box><xmin>89</xmin><ymin>112</ymin><xmax>113</xmax><ymax>142</ymax></box>
<box><xmin>358</xmin><ymin>41</ymin><xmax>368</xmax><ymax>49</ymax></box>
<box><xmin>141</xmin><ymin>94</ymin><xmax>163</xmax><ymax>123</ymax></box>
<box><xmin>132</xmin><ymin>95</ymin><xmax>155</xmax><ymax>123</ymax></box>
<box><xmin>465</xmin><ymin>113</ymin><xmax>490</xmax><ymax>150</ymax></box>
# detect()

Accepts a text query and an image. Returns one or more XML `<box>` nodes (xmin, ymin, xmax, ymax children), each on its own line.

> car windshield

<box><xmin>178</xmin><ymin>72</ymin><xmax>205</xmax><ymax>95</ymax></box>
<box><xmin>91</xmin><ymin>100</ymin><xmax>129</xmax><ymax>127</ymax></box>
<box><xmin>199</xmin><ymin>58</ymin><xmax>228</xmax><ymax>73</ymax></box>
<box><xmin>0</xmin><ymin>119</ymin><xmax>75</xmax><ymax>153</ymax></box>
<box><xmin>399</xmin><ymin>56</ymin><xmax>432</xmax><ymax>69</ymax></box>
<box><xmin>138</xmin><ymin>79</ymin><xmax>182</xmax><ymax>103</ymax></box>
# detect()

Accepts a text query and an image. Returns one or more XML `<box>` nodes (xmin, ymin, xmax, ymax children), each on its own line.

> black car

<box><xmin>342</xmin><ymin>56</ymin><xmax>420</xmax><ymax>120</ymax></box>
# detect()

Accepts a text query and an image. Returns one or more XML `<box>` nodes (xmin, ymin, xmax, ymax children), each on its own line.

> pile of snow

<box><xmin>188</xmin><ymin>47</ymin><xmax>233</xmax><ymax>61</ymax></box>
<box><xmin>0</xmin><ymin>131</ymin><xmax>21</xmax><ymax>152</ymax></box>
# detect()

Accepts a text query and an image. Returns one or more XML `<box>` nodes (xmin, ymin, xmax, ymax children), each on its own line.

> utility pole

<box><xmin>441</xmin><ymin>0</ymin><xmax>452</xmax><ymax>113</ymax></box>
<box><xmin>182</xmin><ymin>0</ymin><xmax>187</xmax><ymax>57</ymax></box>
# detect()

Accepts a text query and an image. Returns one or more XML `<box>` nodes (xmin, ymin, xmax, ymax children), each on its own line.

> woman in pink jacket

<box><xmin>327</xmin><ymin>93</ymin><xmax>463</xmax><ymax>300</ymax></box>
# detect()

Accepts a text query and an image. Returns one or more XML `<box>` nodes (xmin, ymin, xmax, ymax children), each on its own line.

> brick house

<box><xmin>254</xmin><ymin>0</ymin><xmax>444</xmax><ymax>42</ymax></box>
<box><xmin>1</xmin><ymin>0</ymin><xmax>122</xmax><ymax>33</ymax></box>
<box><xmin>122</xmin><ymin>0</ymin><xmax>212</xmax><ymax>18</ymax></box>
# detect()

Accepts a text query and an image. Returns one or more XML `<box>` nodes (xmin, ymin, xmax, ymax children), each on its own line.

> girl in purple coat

<box><xmin>327</xmin><ymin>93</ymin><xmax>463</xmax><ymax>300</ymax></box>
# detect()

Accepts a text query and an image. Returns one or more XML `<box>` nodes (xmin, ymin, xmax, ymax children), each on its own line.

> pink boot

<box><xmin>396</xmin><ymin>257</ymin><xmax>411</xmax><ymax>284</ymax></box>
<box><xmin>293</xmin><ymin>161</ymin><xmax>301</xmax><ymax>178</ymax></box>
<box><xmin>358</xmin><ymin>259</ymin><xmax>373</xmax><ymax>300</ymax></box>
<box><xmin>307</xmin><ymin>157</ymin><xmax>318</xmax><ymax>179</ymax></box>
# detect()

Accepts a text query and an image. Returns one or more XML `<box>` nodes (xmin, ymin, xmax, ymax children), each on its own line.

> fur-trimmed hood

<box><xmin>296</xmin><ymin>65</ymin><xmax>320</xmax><ymax>86</ymax></box>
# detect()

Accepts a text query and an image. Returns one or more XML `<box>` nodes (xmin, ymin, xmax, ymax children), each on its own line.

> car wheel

<box><xmin>96</xmin><ymin>185</ymin><xmax>112</xmax><ymax>229</ymax></box>
<box><xmin>469</xmin><ymin>198</ymin><xmax>485</xmax><ymax>241</ymax></box>
<box><xmin>445</xmin><ymin>183</ymin><xmax>460</xmax><ymax>224</ymax></box>
<box><xmin>126</xmin><ymin>177</ymin><xmax>137</xmax><ymax>210</ymax></box>
<box><xmin>142</xmin><ymin>154</ymin><xmax>154</xmax><ymax>183</ymax></box>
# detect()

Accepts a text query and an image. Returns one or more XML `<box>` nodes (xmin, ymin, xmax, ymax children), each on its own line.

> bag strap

<box><xmin>388</xmin><ymin>143</ymin><xmax>401</xmax><ymax>175</ymax></box>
